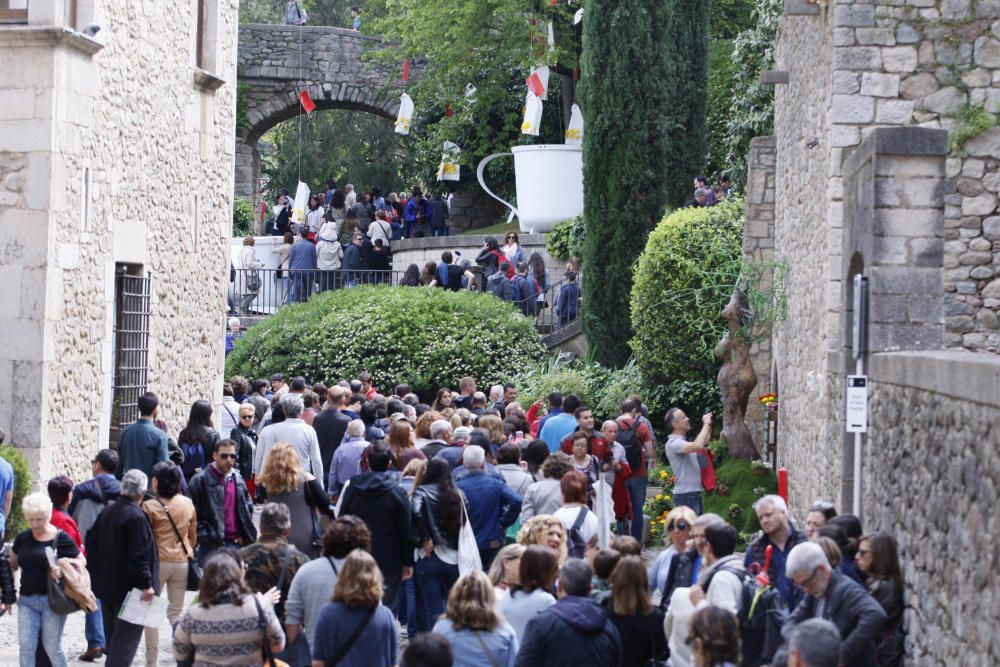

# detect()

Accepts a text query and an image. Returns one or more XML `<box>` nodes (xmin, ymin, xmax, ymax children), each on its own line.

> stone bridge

<box><xmin>236</xmin><ymin>24</ymin><xmax>410</xmax><ymax>203</ymax></box>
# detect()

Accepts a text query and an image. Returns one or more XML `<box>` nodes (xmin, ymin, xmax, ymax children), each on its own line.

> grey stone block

<box><xmin>784</xmin><ymin>0</ymin><xmax>821</xmax><ymax>14</ymax></box>
<box><xmin>760</xmin><ymin>70</ymin><xmax>790</xmax><ymax>84</ymax></box>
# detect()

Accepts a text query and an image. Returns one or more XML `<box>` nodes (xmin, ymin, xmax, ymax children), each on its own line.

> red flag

<box><xmin>526</xmin><ymin>72</ymin><xmax>545</xmax><ymax>97</ymax></box>
<box><xmin>299</xmin><ymin>90</ymin><xmax>316</xmax><ymax>113</ymax></box>
<box><xmin>444</xmin><ymin>103</ymin><xmax>453</xmax><ymax>117</ymax></box>
<box><xmin>549</xmin><ymin>0</ymin><xmax>558</xmax><ymax>4</ymax></box>
<box><xmin>403</xmin><ymin>58</ymin><xmax>410</xmax><ymax>82</ymax></box>
<box><xmin>259</xmin><ymin>201</ymin><xmax>266</xmax><ymax>223</ymax></box>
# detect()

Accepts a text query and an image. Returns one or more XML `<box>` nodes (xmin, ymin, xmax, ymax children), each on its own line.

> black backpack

<box><xmin>181</xmin><ymin>441</ymin><xmax>207</xmax><ymax>479</ymax></box>
<box><xmin>566</xmin><ymin>507</ymin><xmax>589</xmax><ymax>559</ymax></box>
<box><xmin>616</xmin><ymin>418</ymin><xmax>642</xmax><ymax>469</ymax></box>
<box><xmin>702</xmin><ymin>564</ymin><xmax>789</xmax><ymax>667</ymax></box>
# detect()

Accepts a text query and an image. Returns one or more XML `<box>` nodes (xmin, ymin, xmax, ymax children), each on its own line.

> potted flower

<box><xmin>715</xmin><ymin>482</ymin><xmax>730</xmax><ymax>497</ymax></box>
<box><xmin>750</xmin><ymin>460</ymin><xmax>773</xmax><ymax>477</ymax></box>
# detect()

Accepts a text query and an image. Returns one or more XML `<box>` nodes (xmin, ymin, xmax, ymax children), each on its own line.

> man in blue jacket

<box><xmin>287</xmin><ymin>228</ymin><xmax>317</xmax><ymax>303</ymax></box>
<box><xmin>455</xmin><ymin>445</ymin><xmax>521</xmax><ymax>569</ymax></box>
<box><xmin>403</xmin><ymin>187</ymin><xmax>431</xmax><ymax>238</ymax></box>
<box><xmin>516</xmin><ymin>559</ymin><xmax>622</xmax><ymax>666</ymax></box>
<box><xmin>116</xmin><ymin>392</ymin><xmax>169</xmax><ymax>479</ymax></box>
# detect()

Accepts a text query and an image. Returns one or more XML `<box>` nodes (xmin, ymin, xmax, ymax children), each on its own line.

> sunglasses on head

<box><xmin>240</xmin><ymin>414</ymin><xmax>254</xmax><ymax>419</ymax></box>
<box><xmin>668</xmin><ymin>520</ymin><xmax>690</xmax><ymax>532</ymax></box>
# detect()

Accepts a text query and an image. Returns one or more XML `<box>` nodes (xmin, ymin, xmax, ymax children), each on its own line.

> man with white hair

<box><xmin>85</xmin><ymin>469</ymin><xmax>159</xmax><ymax>667</ymax></box>
<box><xmin>745</xmin><ymin>494</ymin><xmax>807</xmax><ymax>608</ymax></box>
<box><xmin>327</xmin><ymin>419</ymin><xmax>369</xmax><ymax>499</ymax></box>
<box><xmin>787</xmin><ymin>618</ymin><xmax>842</xmax><ymax>667</ymax></box>
<box><xmin>255</xmin><ymin>393</ymin><xmax>324</xmax><ymax>486</ymax></box>
<box><xmin>456</xmin><ymin>445</ymin><xmax>522</xmax><ymax>568</ymax></box>
<box><xmin>421</xmin><ymin>419</ymin><xmax>453</xmax><ymax>459</ymax></box>
<box><xmin>782</xmin><ymin>542</ymin><xmax>886</xmax><ymax>667</ymax></box>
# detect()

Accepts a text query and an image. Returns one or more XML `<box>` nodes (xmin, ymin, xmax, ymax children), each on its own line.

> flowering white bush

<box><xmin>226</xmin><ymin>286</ymin><xmax>546</xmax><ymax>396</ymax></box>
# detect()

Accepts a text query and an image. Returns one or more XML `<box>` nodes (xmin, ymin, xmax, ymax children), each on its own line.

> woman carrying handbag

<box><xmin>142</xmin><ymin>462</ymin><xmax>198</xmax><ymax>666</ymax></box>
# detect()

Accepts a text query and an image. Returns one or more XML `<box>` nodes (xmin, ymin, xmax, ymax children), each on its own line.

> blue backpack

<box><xmin>181</xmin><ymin>441</ymin><xmax>207</xmax><ymax>478</ymax></box>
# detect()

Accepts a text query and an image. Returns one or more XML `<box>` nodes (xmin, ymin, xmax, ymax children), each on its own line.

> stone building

<box><xmin>757</xmin><ymin>0</ymin><xmax>1000</xmax><ymax>661</ymax></box>
<box><xmin>0</xmin><ymin>0</ymin><xmax>238</xmax><ymax>482</ymax></box>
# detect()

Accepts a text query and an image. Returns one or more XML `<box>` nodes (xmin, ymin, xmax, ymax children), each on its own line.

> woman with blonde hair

<box><xmin>648</xmin><ymin>505</ymin><xmax>697</xmax><ymax>599</ymax></box>
<box><xmin>413</xmin><ymin>409</ymin><xmax>444</xmax><ymax>448</ymax></box>
<box><xmin>311</xmin><ymin>549</ymin><xmax>398</xmax><ymax>666</ymax></box>
<box><xmin>608</xmin><ymin>556</ymin><xmax>667</xmax><ymax>665</ymax></box>
<box><xmin>258</xmin><ymin>442</ymin><xmax>331</xmax><ymax>557</ymax></box>
<box><xmin>487</xmin><ymin>543</ymin><xmax>526</xmax><ymax>597</ymax></box>
<box><xmin>432</xmin><ymin>571</ymin><xmax>519</xmax><ymax>667</ymax></box>
<box><xmin>477</xmin><ymin>414</ymin><xmax>506</xmax><ymax>457</ymax></box>
<box><xmin>516</xmin><ymin>514</ymin><xmax>567</xmax><ymax>565</ymax></box>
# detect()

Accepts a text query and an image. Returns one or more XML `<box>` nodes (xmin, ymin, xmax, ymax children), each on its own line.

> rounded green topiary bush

<box><xmin>630</xmin><ymin>199</ymin><xmax>744</xmax><ymax>388</ymax></box>
<box><xmin>0</xmin><ymin>444</ymin><xmax>33</xmax><ymax>537</ymax></box>
<box><xmin>226</xmin><ymin>286</ymin><xmax>546</xmax><ymax>397</ymax></box>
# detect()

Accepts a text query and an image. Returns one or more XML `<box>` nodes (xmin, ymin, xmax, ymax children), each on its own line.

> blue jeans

<box><xmin>396</xmin><ymin>578</ymin><xmax>418</xmax><ymax>638</ymax></box>
<box><xmin>432</xmin><ymin>226</ymin><xmax>449</xmax><ymax>237</ymax></box>
<box><xmin>18</xmin><ymin>594</ymin><xmax>68</xmax><ymax>667</ymax></box>
<box><xmin>625</xmin><ymin>476</ymin><xmax>648</xmax><ymax>542</ymax></box>
<box><xmin>85</xmin><ymin>600</ymin><xmax>105</xmax><ymax>649</ymax></box>
<box><xmin>414</xmin><ymin>554</ymin><xmax>459</xmax><ymax>633</ymax></box>
<box><xmin>673</xmin><ymin>491</ymin><xmax>703</xmax><ymax>515</ymax></box>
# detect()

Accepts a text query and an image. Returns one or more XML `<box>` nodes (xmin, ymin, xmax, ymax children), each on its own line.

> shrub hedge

<box><xmin>630</xmin><ymin>199</ymin><xmax>745</xmax><ymax>389</ymax></box>
<box><xmin>0</xmin><ymin>445</ymin><xmax>32</xmax><ymax>536</ymax></box>
<box><xmin>546</xmin><ymin>216</ymin><xmax>585</xmax><ymax>263</ymax></box>
<box><xmin>225</xmin><ymin>286</ymin><xmax>546</xmax><ymax>398</ymax></box>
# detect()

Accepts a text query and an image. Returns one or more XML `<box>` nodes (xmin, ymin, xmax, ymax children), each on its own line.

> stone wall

<box><xmin>865</xmin><ymin>350</ymin><xmax>1000</xmax><ymax>665</ymax></box>
<box><xmin>0</xmin><ymin>0</ymin><xmax>237</xmax><ymax>481</ymax></box>
<box><xmin>447</xmin><ymin>190</ymin><xmax>510</xmax><ymax>232</ymax></box>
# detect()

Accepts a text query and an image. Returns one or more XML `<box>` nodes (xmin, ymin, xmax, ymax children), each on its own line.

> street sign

<box><xmin>846</xmin><ymin>375</ymin><xmax>868</xmax><ymax>433</ymax></box>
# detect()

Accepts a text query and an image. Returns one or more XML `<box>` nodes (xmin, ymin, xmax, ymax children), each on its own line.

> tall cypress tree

<box><xmin>580</xmin><ymin>0</ymin><xmax>674</xmax><ymax>368</ymax></box>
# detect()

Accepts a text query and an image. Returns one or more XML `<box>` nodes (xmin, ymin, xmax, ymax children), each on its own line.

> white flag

<box><xmin>574</xmin><ymin>8</ymin><xmax>584</xmax><ymax>24</ymax></box>
<box><xmin>565</xmin><ymin>103</ymin><xmax>584</xmax><ymax>145</ymax></box>
<box><xmin>394</xmin><ymin>93</ymin><xmax>414</xmax><ymax>135</ymax></box>
<box><xmin>291</xmin><ymin>181</ymin><xmax>310</xmax><ymax>224</ymax></box>
<box><xmin>521</xmin><ymin>91</ymin><xmax>543</xmax><ymax>137</ymax></box>
<box><xmin>437</xmin><ymin>141</ymin><xmax>461</xmax><ymax>182</ymax></box>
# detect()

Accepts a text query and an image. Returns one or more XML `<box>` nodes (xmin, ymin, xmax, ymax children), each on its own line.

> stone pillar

<box><xmin>839</xmin><ymin>126</ymin><xmax>948</xmax><ymax>509</ymax></box>
<box><xmin>742</xmin><ymin>136</ymin><xmax>777</xmax><ymax>445</ymax></box>
<box><xmin>234</xmin><ymin>129</ymin><xmax>258</xmax><ymax>206</ymax></box>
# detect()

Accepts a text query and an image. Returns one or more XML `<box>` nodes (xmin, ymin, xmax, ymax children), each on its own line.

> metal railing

<box><xmin>231</xmin><ymin>267</ymin><xmax>407</xmax><ymax>314</ymax></box>
<box><xmin>510</xmin><ymin>274</ymin><xmax>581</xmax><ymax>335</ymax></box>
<box><xmin>111</xmin><ymin>270</ymin><xmax>151</xmax><ymax>434</ymax></box>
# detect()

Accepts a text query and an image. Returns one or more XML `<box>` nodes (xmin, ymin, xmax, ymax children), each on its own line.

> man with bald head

<box><xmin>312</xmin><ymin>385</ymin><xmax>352</xmax><ymax>483</ymax></box>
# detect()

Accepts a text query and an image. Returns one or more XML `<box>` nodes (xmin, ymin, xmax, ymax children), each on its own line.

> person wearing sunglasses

<box><xmin>189</xmin><ymin>439</ymin><xmax>257</xmax><ymax>566</ymax></box>
<box><xmin>229</xmin><ymin>403</ymin><xmax>258</xmax><ymax>492</ymax></box>
<box><xmin>784</xmin><ymin>542</ymin><xmax>887</xmax><ymax>667</ymax></box>
<box><xmin>855</xmin><ymin>533</ymin><xmax>904</xmax><ymax>667</ymax></box>
<box><xmin>502</xmin><ymin>231</ymin><xmax>525</xmax><ymax>267</ymax></box>
<box><xmin>648</xmin><ymin>505</ymin><xmax>697</xmax><ymax>602</ymax></box>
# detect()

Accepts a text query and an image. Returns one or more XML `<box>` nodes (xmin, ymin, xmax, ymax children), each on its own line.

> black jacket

<box><xmin>188</xmin><ymin>465</ymin><xmax>257</xmax><ymax>548</ymax></box>
<box><xmin>610</xmin><ymin>609</ymin><xmax>667</xmax><ymax>665</ymax></box>
<box><xmin>230</xmin><ymin>424</ymin><xmax>258</xmax><ymax>483</ymax></box>
<box><xmin>661</xmin><ymin>548</ymin><xmax>699</xmax><ymax>610</ymax></box>
<box><xmin>783</xmin><ymin>571</ymin><xmax>887</xmax><ymax>667</ymax></box>
<box><xmin>85</xmin><ymin>498</ymin><xmax>160</xmax><ymax>609</ymax></box>
<box><xmin>410</xmin><ymin>482</ymin><xmax>465</xmax><ymax>550</ymax></box>
<box><xmin>516</xmin><ymin>595</ymin><xmax>622</xmax><ymax>667</ymax></box>
<box><xmin>869</xmin><ymin>577</ymin><xmax>904</xmax><ymax>667</ymax></box>
<box><xmin>339</xmin><ymin>471</ymin><xmax>415</xmax><ymax>575</ymax></box>
<box><xmin>0</xmin><ymin>543</ymin><xmax>15</xmax><ymax>604</ymax></box>
<box><xmin>313</xmin><ymin>408</ymin><xmax>352</xmax><ymax>479</ymax></box>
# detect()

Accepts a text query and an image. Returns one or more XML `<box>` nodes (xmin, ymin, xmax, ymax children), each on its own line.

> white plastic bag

<box><xmin>521</xmin><ymin>91</ymin><xmax>543</xmax><ymax>137</ymax></box>
<box><xmin>436</xmin><ymin>141</ymin><xmax>461</xmax><ymax>182</ymax></box>
<box><xmin>457</xmin><ymin>497</ymin><xmax>482</xmax><ymax>575</ymax></box>
<box><xmin>565</xmin><ymin>103</ymin><xmax>584</xmax><ymax>145</ymax></box>
<box><xmin>394</xmin><ymin>93</ymin><xmax>414</xmax><ymax>135</ymax></box>
<box><xmin>526</xmin><ymin>65</ymin><xmax>550</xmax><ymax>100</ymax></box>
<box><xmin>291</xmin><ymin>181</ymin><xmax>310</xmax><ymax>225</ymax></box>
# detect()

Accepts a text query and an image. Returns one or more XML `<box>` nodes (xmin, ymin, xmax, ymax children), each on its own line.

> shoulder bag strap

<box><xmin>276</xmin><ymin>545</ymin><xmax>294</xmax><ymax>592</ymax></box>
<box><xmin>252</xmin><ymin>595</ymin><xmax>278</xmax><ymax>664</ymax></box>
<box><xmin>473</xmin><ymin>630</ymin><xmax>501</xmax><ymax>667</ymax></box>
<box><xmin>325</xmin><ymin>606</ymin><xmax>376</xmax><ymax>665</ymax></box>
<box><xmin>327</xmin><ymin>557</ymin><xmax>339</xmax><ymax>576</ymax></box>
<box><xmin>572</xmin><ymin>506</ymin><xmax>588</xmax><ymax>531</ymax></box>
<box><xmin>150</xmin><ymin>497</ymin><xmax>193</xmax><ymax>559</ymax></box>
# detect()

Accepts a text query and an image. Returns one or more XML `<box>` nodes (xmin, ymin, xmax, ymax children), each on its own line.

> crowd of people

<box><xmin>0</xmin><ymin>372</ymin><xmax>905</xmax><ymax>667</ymax></box>
<box><xmin>686</xmin><ymin>175</ymin><xmax>735</xmax><ymax>208</ymax></box>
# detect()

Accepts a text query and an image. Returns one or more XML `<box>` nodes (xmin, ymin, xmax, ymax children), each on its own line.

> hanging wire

<box><xmin>297</xmin><ymin>19</ymin><xmax>304</xmax><ymax>182</ymax></box>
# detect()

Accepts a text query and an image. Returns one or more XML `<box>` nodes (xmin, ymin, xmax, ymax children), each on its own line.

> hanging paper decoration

<box><xmin>444</xmin><ymin>103</ymin><xmax>453</xmax><ymax>117</ymax></box>
<box><xmin>574</xmin><ymin>8</ymin><xmax>584</xmax><ymax>24</ymax></box>
<box><xmin>521</xmin><ymin>91</ymin><xmax>543</xmax><ymax>136</ymax></box>
<box><xmin>547</xmin><ymin>22</ymin><xmax>556</xmax><ymax>51</ymax></box>
<box><xmin>436</xmin><ymin>141</ymin><xmax>461</xmax><ymax>182</ymax></box>
<box><xmin>526</xmin><ymin>65</ymin><xmax>550</xmax><ymax>100</ymax></box>
<box><xmin>394</xmin><ymin>93</ymin><xmax>414</xmax><ymax>135</ymax></box>
<box><xmin>464</xmin><ymin>83</ymin><xmax>477</xmax><ymax>101</ymax></box>
<box><xmin>402</xmin><ymin>58</ymin><xmax>410</xmax><ymax>82</ymax></box>
<box><xmin>299</xmin><ymin>90</ymin><xmax>316</xmax><ymax>113</ymax></box>
<box><xmin>291</xmin><ymin>181</ymin><xmax>310</xmax><ymax>224</ymax></box>
<box><xmin>565</xmin><ymin>103</ymin><xmax>584</xmax><ymax>145</ymax></box>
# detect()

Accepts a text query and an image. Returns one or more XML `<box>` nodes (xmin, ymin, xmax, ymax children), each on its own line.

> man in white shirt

<box><xmin>254</xmin><ymin>393</ymin><xmax>323</xmax><ymax>486</ymax></box>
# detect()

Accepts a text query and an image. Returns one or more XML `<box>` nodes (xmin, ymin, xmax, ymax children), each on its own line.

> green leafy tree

<box><xmin>721</xmin><ymin>0</ymin><xmax>781</xmax><ymax>189</ymax></box>
<box><xmin>579</xmin><ymin>0</ymin><xmax>673</xmax><ymax>368</ymax></box>
<box><xmin>240</xmin><ymin>0</ymin><xmax>353</xmax><ymax>27</ymax></box>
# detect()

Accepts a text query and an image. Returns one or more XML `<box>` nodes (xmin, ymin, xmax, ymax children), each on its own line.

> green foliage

<box><xmin>711</xmin><ymin>0</ymin><xmax>757</xmax><ymax>39</ymax></box>
<box><xmin>233</xmin><ymin>198</ymin><xmax>256</xmax><ymax>238</ymax></box>
<box><xmin>630</xmin><ymin>199</ymin><xmax>745</xmax><ymax>388</ymax></box>
<box><xmin>662</xmin><ymin>0</ymin><xmax>712</xmax><ymax>209</ymax></box>
<box><xmin>703</xmin><ymin>457</ymin><xmax>777</xmax><ymax>537</ymax></box>
<box><xmin>546</xmin><ymin>216</ymin><xmax>585</xmax><ymax>262</ymax></box>
<box><xmin>580</xmin><ymin>0</ymin><xmax>674</xmax><ymax>368</ymax></box>
<box><xmin>226</xmin><ymin>286</ymin><xmax>545</xmax><ymax>397</ymax></box>
<box><xmin>647</xmin><ymin>379</ymin><xmax>723</xmax><ymax>434</ymax></box>
<box><xmin>260</xmin><ymin>110</ymin><xmax>411</xmax><ymax>202</ymax></box>
<box><xmin>365</xmin><ymin>0</ymin><xmax>578</xmax><ymax>195</ymax></box>
<box><xmin>236</xmin><ymin>82</ymin><xmax>251</xmax><ymax>130</ymax></box>
<box><xmin>240</xmin><ymin>0</ymin><xmax>353</xmax><ymax>26</ymax></box>
<box><xmin>706</xmin><ymin>39</ymin><xmax>738</xmax><ymax>179</ymax></box>
<box><xmin>0</xmin><ymin>445</ymin><xmax>32</xmax><ymax>536</ymax></box>
<box><xmin>508</xmin><ymin>357</ymin><xmax>644</xmax><ymax>423</ymax></box>
<box><xmin>720</xmin><ymin>0</ymin><xmax>781</xmax><ymax>190</ymax></box>
<box><xmin>951</xmin><ymin>103</ymin><xmax>996</xmax><ymax>151</ymax></box>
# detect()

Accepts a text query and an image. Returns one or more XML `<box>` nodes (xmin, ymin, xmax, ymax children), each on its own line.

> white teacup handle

<box><xmin>476</xmin><ymin>153</ymin><xmax>518</xmax><ymax>219</ymax></box>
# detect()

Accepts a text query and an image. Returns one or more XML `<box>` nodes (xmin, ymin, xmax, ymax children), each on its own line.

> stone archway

<box><xmin>235</xmin><ymin>24</ymin><xmax>410</xmax><ymax>203</ymax></box>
